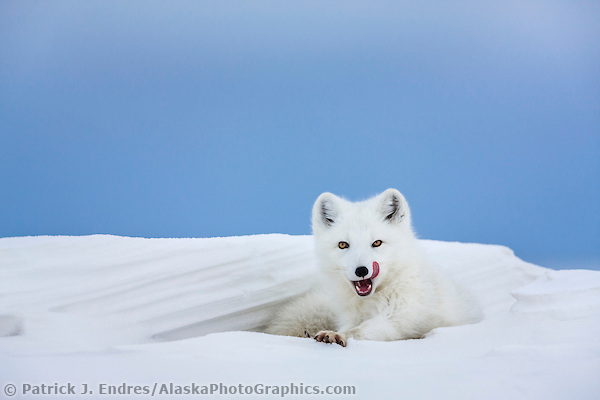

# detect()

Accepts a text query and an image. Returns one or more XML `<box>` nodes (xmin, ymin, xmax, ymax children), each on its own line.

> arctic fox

<box><xmin>267</xmin><ymin>189</ymin><xmax>481</xmax><ymax>347</ymax></box>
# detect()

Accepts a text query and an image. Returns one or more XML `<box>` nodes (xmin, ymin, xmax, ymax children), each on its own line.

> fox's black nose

<box><xmin>355</xmin><ymin>266</ymin><xmax>369</xmax><ymax>278</ymax></box>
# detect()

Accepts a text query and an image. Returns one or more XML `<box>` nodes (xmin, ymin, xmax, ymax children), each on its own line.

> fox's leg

<box><xmin>314</xmin><ymin>318</ymin><xmax>397</xmax><ymax>347</ymax></box>
<box><xmin>350</xmin><ymin>313</ymin><xmax>430</xmax><ymax>341</ymax></box>
<box><xmin>342</xmin><ymin>315</ymin><xmax>402</xmax><ymax>341</ymax></box>
<box><xmin>315</xmin><ymin>315</ymin><xmax>408</xmax><ymax>346</ymax></box>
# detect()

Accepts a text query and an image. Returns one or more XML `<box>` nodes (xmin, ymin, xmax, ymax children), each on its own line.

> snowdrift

<box><xmin>1</xmin><ymin>234</ymin><xmax>599</xmax><ymax>399</ymax></box>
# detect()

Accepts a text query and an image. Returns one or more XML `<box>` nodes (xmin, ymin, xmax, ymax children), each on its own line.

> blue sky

<box><xmin>1</xmin><ymin>1</ymin><xmax>599</xmax><ymax>270</ymax></box>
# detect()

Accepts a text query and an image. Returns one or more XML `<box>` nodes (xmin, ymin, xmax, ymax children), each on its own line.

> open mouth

<box><xmin>353</xmin><ymin>279</ymin><xmax>373</xmax><ymax>296</ymax></box>
<box><xmin>352</xmin><ymin>261</ymin><xmax>379</xmax><ymax>296</ymax></box>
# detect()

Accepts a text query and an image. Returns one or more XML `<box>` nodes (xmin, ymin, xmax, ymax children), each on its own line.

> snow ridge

<box><xmin>1</xmin><ymin>234</ymin><xmax>599</xmax><ymax>399</ymax></box>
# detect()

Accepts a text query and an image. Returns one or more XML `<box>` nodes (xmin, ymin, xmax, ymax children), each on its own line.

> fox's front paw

<box><xmin>314</xmin><ymin>330</ymin><xmax>347</xmax><ymax>347</ymax></box>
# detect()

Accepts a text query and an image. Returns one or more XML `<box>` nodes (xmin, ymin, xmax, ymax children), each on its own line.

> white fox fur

<box><xmin>267</xmin><ymin>189</ymin><xmax>481</xmax><ymax>346</ymax></box>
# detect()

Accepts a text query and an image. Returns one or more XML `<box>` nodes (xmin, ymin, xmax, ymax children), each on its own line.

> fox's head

<box><xmin>312</xmin><ymin>188</ymin><xmax>416</xmax><ymax>298</ymax></box>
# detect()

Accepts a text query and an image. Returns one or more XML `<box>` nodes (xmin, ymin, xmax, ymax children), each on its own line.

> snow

<box><xmin>1</xmin><ymin>234</ymin><xmax>599</xmax><ymax>399</ymax></box>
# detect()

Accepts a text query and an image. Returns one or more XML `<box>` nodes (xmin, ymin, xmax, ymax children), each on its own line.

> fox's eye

<box><xmin>338</xmin><ymin>241</ymin><xmax>349</xmax><ymax>249</ymax></box>
<box><xmin>372</xmin><ymin>240</ymin><xmax>383</xmax><ymax>248</ymax></box>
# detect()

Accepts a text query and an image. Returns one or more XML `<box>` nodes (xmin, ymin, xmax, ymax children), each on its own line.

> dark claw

<box><xmin>314</xmin><ymin>331</ymin><xmax>346</xmax><ymax>346</ymax></box>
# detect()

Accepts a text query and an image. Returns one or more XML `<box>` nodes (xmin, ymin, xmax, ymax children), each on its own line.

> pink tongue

<box><xmin>354</xmin><ymin>279</ymin><xmax>372</xmax><ymax>296</ymax></box>
<box><xmin>372</xmin><ymin>261</ymin><xmax>380</xmax><ymax>279</ymax></box>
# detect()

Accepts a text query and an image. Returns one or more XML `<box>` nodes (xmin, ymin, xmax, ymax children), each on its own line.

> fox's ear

<box><xmin>312</xmin><ymin>192</ymin><xmax>340</xmax><ymax>229</ymax></box>
<box><xmin>378</xmin><ymin>189</ymin><xmax>407</xmax><ymax>224</ymax></box>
